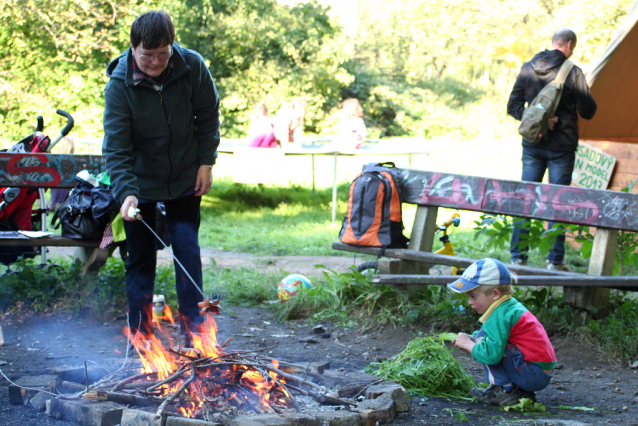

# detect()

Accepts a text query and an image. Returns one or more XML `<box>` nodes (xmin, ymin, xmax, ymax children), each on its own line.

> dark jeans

<box><xmin>481</xmin><ymin>341</ymin><xmax>553</xmax><ymax>392</ymax></box>
<box><xmin>510</xmin><ymin>146</ymin><xmax>575</xmax><ymax>265</ymax></box>
<box><xmin>123</xmin><ymin>194</ymin><xmax>203</xmax><ymax>335</ymax></box>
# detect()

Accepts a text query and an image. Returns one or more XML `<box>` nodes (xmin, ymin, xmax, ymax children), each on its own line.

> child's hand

<box><xmin>453</xmin><ymin>333</ymin><xmax>476</xmax><ymax>353</ymax></box>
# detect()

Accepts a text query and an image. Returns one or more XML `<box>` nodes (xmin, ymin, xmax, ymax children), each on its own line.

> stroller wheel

<box><xmin>357</xmin><ymin>261</ymin><xmax>379</xmax><ymax>274</ymax></box>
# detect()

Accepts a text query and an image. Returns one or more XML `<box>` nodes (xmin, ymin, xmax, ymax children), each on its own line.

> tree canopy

<box><xmin>0</xmin><ymin>0</ymin><xmax>634</xmax><ymax>144</ymax></box>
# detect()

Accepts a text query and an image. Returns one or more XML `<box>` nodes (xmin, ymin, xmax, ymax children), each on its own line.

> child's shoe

<box><xmin>471</xmin><ymin>385</ymin><xmax>536</xmax><ymax>406</ymax></box>
<box><xmin>546</xmin><ymin>260</ymin><xmax>572</xmax><ymax>272</ymax></box>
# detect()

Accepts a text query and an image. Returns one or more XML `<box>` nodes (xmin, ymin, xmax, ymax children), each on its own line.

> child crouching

<box><xmin>448</xmin><ymin>258</ymin><xmax>556</xmax><ymax>406</ymax></box>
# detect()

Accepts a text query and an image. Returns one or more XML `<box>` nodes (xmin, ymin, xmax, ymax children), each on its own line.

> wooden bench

<box><xmin>333</xmin><ymin>168</ymin><xmax>638</xmax><ymax>309</ymax></box>
<box><xmin>0</xmin><ymin>152</ymin><xmax>107</xmax><ymax>274</ymax></box>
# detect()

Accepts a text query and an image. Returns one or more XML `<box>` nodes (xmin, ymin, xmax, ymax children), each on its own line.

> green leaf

<box><xmin>502</xmin><ymin>398</ymin><xmax>546</xmax><ymax>412</ymax></box>
<box><xmin>437</xmin><ymin>332</ymin><xmax>458</xmax><ymax>341</ymax></box>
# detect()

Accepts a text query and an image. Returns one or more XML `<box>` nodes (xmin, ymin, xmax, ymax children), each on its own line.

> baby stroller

<box><xmin>0</xmin><ymin>110</ymin><xmax>74</xmax><ymax>268</ymax></box>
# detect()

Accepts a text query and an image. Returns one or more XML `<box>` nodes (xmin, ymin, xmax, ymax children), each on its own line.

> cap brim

<box><xmin>446</xmin><ymin>277</ymin><xmax>478</xmax><ymax>293</ymax></box>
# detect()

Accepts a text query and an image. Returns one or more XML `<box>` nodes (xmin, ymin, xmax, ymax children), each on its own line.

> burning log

<box><xmin>82</xmin><ymin>390</ymin><xmax>163</xmax><ymax>407</ymax></box>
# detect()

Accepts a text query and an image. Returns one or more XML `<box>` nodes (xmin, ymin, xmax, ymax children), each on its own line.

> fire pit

<box><xmin>7</xmin><ymin>311</ymin><xmax>410</xmax><ymax>425</ymax></box>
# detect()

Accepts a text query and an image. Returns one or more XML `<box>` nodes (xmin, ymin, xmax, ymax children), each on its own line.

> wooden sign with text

<box><xmin>398</xmin><ymin>169</ymin><xmax>638</xmax><ymax>232</ymax></box>
<box><xmin>0</xmin><ymin>153</ymin><xmax>106</xmax><ymax>188</ymax></box>
<box><xmin>572</xmin><ymin>142</ymin><xmax>616</xmax><ymax>190</ymax></box>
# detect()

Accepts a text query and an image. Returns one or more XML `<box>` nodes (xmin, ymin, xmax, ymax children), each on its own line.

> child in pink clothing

<box><xmin>247</xmin><ymin>102</ymin><xmax>278</xmax><ymax>148</ymax></box>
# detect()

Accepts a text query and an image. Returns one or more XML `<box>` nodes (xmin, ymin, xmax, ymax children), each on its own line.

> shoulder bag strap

<box><xmin>554</xmin><ymin>60</ymin><xmax>574</xmax><ymax>85</ymax></box>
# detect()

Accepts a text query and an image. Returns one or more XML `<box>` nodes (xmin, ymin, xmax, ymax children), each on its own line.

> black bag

<box><xmin>52</xmin><ymin>177</ymin><xmax>116</xmax><ymax>240</ymax></box>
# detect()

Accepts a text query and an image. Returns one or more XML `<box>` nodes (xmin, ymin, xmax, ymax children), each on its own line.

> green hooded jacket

<box><xmin>103</xmin><ymin>43</ymin><xmax>220</xmax><ymax>204</ymax></box>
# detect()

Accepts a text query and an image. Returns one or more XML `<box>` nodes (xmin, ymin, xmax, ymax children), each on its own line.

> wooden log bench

<box><xmin>333</xmin><ymin>168</ymin><xmax>638</xmax><ymax>309</ymax></box>
<box><xmin>0</xmin><ymin>152</ymin><xmax>107</xmax><ymax>274</ymax></box>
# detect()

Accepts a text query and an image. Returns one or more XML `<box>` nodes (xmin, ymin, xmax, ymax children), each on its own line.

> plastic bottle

<box><xmin>152</xmin><ymin>295</ymin><xmax>165</xmax><ymax>322</ymax></box>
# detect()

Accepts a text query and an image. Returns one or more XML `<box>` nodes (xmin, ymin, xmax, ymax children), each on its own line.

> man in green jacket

<box><xmin>102</xmin><ymin>10</ymin><xmax>220</xmax><ymax>343</ymax></box>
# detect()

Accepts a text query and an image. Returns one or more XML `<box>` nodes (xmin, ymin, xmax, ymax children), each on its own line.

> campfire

<box><xmin>80</xmin><ymin>302</ymin><xmax>353</xmax><ymax>421</ymax></box>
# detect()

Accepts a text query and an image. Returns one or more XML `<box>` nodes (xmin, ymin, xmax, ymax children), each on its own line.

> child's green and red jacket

<box><xmin>472</xmin><ymin>295</ymin><xmax>557</xmax><ymax>371</ymax></box>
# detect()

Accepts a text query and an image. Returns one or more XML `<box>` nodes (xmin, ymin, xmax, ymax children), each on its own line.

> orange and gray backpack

<box><xmin>339</xmin><ymin>162</ymin><xmax>409</xmax><ymax>249</ymax></box>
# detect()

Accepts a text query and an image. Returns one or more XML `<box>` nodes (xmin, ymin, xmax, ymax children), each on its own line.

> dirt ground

<box><xmin>1</xmin><ymin>252</ymin><xmax>638</xmax><ymax>426</ymax></box>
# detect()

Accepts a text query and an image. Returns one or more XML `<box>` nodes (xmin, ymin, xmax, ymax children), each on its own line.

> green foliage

<box><xmin>0</xmin><ymin>0</ymin><xmax>136</xmax><ymax>141</ymax></box>
<box><xmin>204</xmin><ymin>266</ymin><xmax>281</xmax><ymax>306</ymax></box>
<box><xmin>502</xmin><ymin>398</ymin><xmax>546</xmax><ymax>412</ymax></box>
<box><xmin>2</xmin><ymin>0</ymin><xmax>633</xmax><ymax>143</ymax></box>
<box><xmin>0</xmin><ymin>257</ymin><xmax>175</xmax><ymax>317</ymax></box>
<box><xmin>584</xmin><ymin>295</ymin><xmax>638</xmax><ymax>365</ymax></box>
<box><xmin>165</xmin><ymin>0</ymin><xmax>349</xmax><ymax>137</ymax></box>
<box><xmin>364</xmin><ymin>336</ymin><xmax>476</xmax><ymax>398</ymax></box>
<box><xmin>273</xmin><ymin>266</ymin><xmax>480</xmax><ymax>331</ymax></box>
<box><xmin>199</xmin><ymin>179</ymin><xmax>358</xmax><ymax>256</ymax></box>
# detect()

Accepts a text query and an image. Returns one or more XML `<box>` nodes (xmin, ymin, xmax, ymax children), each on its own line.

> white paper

<box><xmin>17</xmin><ymin>231</ymin><xmax>54</xmax><ymax>238</ymax></box>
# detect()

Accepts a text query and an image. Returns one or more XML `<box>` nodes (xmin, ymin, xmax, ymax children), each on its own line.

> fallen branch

<box><xmin>145</xmin><ymin>365</ymin><xmax>189</xmax><ymax>393</ymax></box>
<box><xmin>111</xmin><ymin>372</ymin><xmax>158</xmax><ymax>392</ymax></box>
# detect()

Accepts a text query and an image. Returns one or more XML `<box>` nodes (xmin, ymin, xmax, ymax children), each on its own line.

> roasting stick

<box><xmin>128</xmin><ymin>207</ymin><xmax>221</xmax><ymax>316</ymax></box>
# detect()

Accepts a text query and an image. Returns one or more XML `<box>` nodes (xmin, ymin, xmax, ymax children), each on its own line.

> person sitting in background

<box><xmin>448</xmin><ymin>258</ymin><xmax>556</xmax><ymax>406</ymax></box>
<box><xmin>334</xmin><ymin>98</ymin><xmax>367</xmax><ymax>149</ymax></box>
<box><xmin>274</xmin><ymin>98</ymin><xmax>307</xmax><ymax>145</ymax></box>
<box><xmin>247</xmin><ymin>102</ymin><xmax>278</xmax><ymax>148</ymax></box>
<box><xmin>50</xmin><ymin>135</ymin><xmax>75</xmax><ymax>210</ymax></box>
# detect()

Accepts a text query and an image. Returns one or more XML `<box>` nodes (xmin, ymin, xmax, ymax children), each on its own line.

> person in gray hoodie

<box><xmin>102</xmin><ymin>10</ymin><xmax>220</xmax><ymax>343</ymax></box>
<box><xmin>507</xmin><ymin>27</ymin><xmax>596</xmax><ymax>272</ymax></box>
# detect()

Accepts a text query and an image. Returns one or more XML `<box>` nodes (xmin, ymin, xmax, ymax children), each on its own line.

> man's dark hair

<box><xmin>552</xmin><ymin>27</ymin><xmax>577</xmax><ymax>46</ymax></box>
<box><xmin>130</xmin><ymin>11</ymin><xmax>175</xmax><ymax>49</ymax></box>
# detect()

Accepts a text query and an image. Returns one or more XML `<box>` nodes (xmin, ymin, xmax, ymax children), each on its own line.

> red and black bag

<box><xmin>339</xmin><ymin>162</ymin><xmax>408</xmax><ymax>249</ymax></box>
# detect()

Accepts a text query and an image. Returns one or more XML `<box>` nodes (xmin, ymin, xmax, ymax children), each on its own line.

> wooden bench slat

<box><xmin>0</xmin><ymin>236</ymin><xmax>101</xmax><ymax>248</ymax></box>
<box><xmin>0</xmin><ymin>153</ymin><xmax>105</xmax><ymax>188</ymax></box>
<box><xmin>332</xmin><ymin>242</ymin><xmax>580</xmax><ymax>277</ymax></box>
<box><xmin>373</xmin><ymin>274</ymin><xmax>638</xmax><ymax>290</ymax></box>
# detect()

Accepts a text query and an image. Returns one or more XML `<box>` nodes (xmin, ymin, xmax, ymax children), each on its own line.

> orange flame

<box><xmin>124</xmin><ymin>309</ymin><xmax>289</xmax><ymax>418</ymax></box>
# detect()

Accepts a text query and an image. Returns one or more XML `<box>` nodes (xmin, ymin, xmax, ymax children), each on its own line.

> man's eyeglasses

<box><xmin>137</xmin><ymin>48</ymin><xmax>173</xmax><ymax>63</ymax></box>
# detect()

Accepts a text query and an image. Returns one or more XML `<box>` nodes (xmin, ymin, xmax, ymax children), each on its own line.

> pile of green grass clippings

<box><xmin>364</xmin><ymin>336</ymin><xmax>475</xmax><ymax>399</ymax></box>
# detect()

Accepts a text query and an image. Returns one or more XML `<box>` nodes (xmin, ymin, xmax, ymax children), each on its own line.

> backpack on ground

<box><xmin>339</xmin><ymin>162</ymin><xmax>409</xmax><ymax>250</ymax></box>
<box><xmin>518</xmin><ymin>59</ymin><xmax>574</xmax><ymax>144</ymax></box>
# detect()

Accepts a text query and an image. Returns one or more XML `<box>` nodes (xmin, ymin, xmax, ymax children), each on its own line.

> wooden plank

<box><xmin>607</xmin><ymin>172</ymin><xmax>638</xmax><ymax>192</ymax></box>
<box><xmin>397</xmin><ymin>169</ymin><xmax>638</xmax><ymax>232</ymax></box>
<box><xmin>332</xmin><ymin>242</ymin><xmax>578</xmax><ymax>277</ymax></box>
<box><xmin>373</xmin><ymin>274</ymin><xmax>638</xmax><ymax>289</ymax></box>
<box><xmin>408</xmin><ymin>205</ymin><xmax>437</xmax><ymax>252</ymax></box>
<box><xmin>0</xmin><ymin>236</ymin><xmax>101</xmax><ymax>247</ymax></box>
<box><xmin>583</xmin><ymin>140</ymin><xmax>633</xmax><ymax>159</ymax></box>
<box><xmin>565</xmin><ymin>229</ymin><xmax>616</xmax><ymax>308</ymax></box>
<box><xmin>0</xmin><ymin>154</ymin><xmax>105</xmax><ymax>188</ymax></box>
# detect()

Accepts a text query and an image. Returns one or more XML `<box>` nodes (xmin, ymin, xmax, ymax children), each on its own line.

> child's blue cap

<box><xmin>447</xmin><ymin>258</ymin><xmax>511</xmax><ymax>293</ymax></box>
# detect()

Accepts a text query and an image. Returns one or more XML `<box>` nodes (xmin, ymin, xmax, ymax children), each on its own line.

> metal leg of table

<box><xmin>312</xmin><ymin>154</ymin><xmax>315</xmax><ymax>192</ymax></box>
<box><xmin>332</xmin><ymin>152</ymin><xmax>338</xmax><ymax>222</ymax></box>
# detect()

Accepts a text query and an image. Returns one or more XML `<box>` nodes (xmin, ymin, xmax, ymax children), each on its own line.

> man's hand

<box><xmin>121</xmin><ymin>195</ymin><xmax>139</xmax><ymax>222</ymax></box>
<box><xmin>195</xmin><ymin>165</ymin><xmax>213</xmax><ymax>196</ymax></box>
<box><xmin>547</xmin><ymin>116</ymin><xmax>559</xmax><ymax>130</ymax></box>
<box><xmin>453</xmin><ymin>333</ymin><xmax>476</xmax><ymax>354</ymax></box>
